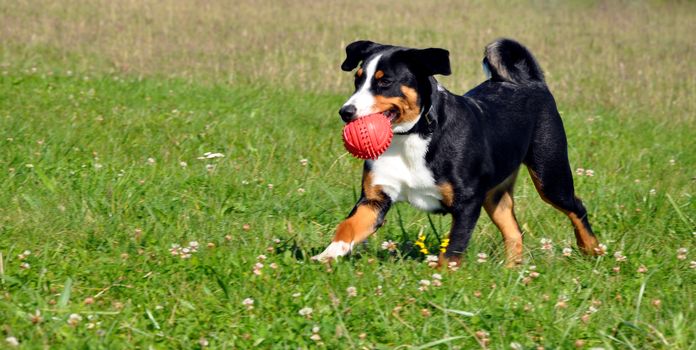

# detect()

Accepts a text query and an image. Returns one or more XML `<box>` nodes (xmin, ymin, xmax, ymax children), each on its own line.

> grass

<box><xmin>1</xmin><ymin>0</ymin><xmax>695</xmax><ymax>349</ymax></box>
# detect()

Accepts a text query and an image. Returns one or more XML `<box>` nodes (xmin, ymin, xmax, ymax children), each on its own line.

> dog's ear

<box><xmin>403</xmin><ymin>48</ymin><xmax>451</xmax><ymax>76</ymax></box>
<box><xmin>341</xmin><ymin>40</ymin><xmax>381</xmax><ymax>71</ymax></box>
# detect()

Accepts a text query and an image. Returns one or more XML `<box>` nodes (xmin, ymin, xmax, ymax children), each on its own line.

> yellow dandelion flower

<box><xmin>439</xmin><ymin>238</ymin><xmax>450</xmax><ymax>253</ymax></box>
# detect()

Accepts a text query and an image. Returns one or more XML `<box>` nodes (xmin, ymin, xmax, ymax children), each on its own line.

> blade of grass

<box><xmin>58</xmin><ymin>278</ymin><xmax>72</xmax><ymax>308</ymax></box>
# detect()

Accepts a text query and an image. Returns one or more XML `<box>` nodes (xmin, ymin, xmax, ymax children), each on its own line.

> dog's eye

<box><xmin>377</xmin><ymin>79</ymin><xmax>392</xmax><ymax>88</ymax></box>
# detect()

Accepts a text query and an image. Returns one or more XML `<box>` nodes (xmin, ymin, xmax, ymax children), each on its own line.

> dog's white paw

<box><xmin>311</xmin><ymin>241</ymin><xmax>352</xmax><ymax>262</ymax></box>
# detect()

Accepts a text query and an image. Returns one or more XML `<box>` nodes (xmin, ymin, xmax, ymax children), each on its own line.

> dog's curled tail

<box><xmin>482</xmin><ymin>38</ymin><xmax>544</xmax><ymax>84</ymax></box>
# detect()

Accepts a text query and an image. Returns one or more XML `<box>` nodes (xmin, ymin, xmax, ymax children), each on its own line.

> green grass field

<box><xmin>1</xmin><ymin>1</ymin><xmax>695</xmax><ymax>349</ymax></box>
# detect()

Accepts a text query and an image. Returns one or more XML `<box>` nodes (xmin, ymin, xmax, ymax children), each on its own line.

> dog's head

<box><xmin>339</xmin><ymin>41</ymin><xmax>451</xmax><ymax>133</ymax></box>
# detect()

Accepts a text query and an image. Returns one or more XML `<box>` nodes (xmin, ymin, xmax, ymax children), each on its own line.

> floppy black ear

<box><xmin>341</xmin><ymin>40</ymin><xmax>381</xmax><ymax>71</ymax></box>
<box><xmin>405</xmin><ymin>48</ymin><xmax>451</xmax><ymax>76</ymax></box>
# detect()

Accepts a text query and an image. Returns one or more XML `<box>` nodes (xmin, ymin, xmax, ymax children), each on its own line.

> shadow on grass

<box><xmin>273</xmin><ymin>236</ymin><xmax>431</xmax><ymax>263</ymax></box>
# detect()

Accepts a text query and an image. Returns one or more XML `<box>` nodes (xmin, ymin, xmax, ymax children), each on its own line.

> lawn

<box><xmin>1</xmin><ymin>1</ymin><xmax>695</xmax><ymax>349</ymax></box>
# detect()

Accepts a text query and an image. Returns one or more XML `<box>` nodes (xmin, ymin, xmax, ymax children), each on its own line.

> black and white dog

<box><xmin>313</xmin><ymin>39</ymin><xmax>600</xmax><ymax>267</ymax></box>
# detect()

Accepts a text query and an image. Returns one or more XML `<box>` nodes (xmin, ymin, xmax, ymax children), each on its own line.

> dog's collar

<box><xmin>423</xmin><ymin>105</ymin><xmax>434</xmax><ymax>126</ymax></box>
<box><xmin>394</xmin><ymin>105</ymin><xmax>434</xmax><ymax>135</ymax></box>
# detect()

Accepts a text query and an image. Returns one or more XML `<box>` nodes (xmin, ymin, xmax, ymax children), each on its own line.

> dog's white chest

<box><xmin>370</xmin><ymin>134</ymin><xmax>443</xmax><ymax>211</ymax></box>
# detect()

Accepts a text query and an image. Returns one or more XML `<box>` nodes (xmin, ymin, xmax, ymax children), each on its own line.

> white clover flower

<box><xmin>425</xmin><ymin>254</ymin><xmax>439</xmax><ymax>268</ymax></box>
<box><xmin>677</xmin><ymin>247</ymin><xmax>688</xmax><ymax>260</ymax></box>
<box><xmin>298</xmin><ymin>307</ymin><xmax>313</xmax><ymax>317</ymax></box>
<box><xmin>540</xmin><ymin>238</ymin><xmax>553</xmax><ymax>251</ymax></box>
<box><xmin>562</xmin><ymin>247</ymin><xmax>572</xmax><ymax>257</ymax></box>
<box><xmin>67</xmin><ymin>313</ymin><xmax>82</xmax><ymax>326</ymax></box>
<box><xmin>381</xmin><ymin>240</ymin><xmax>397</xmax><ymax>252</ymax></box>
<box><xmin>346</xmin><ymin>286</ymin><xmax>357</xmax><ymax>297</ymax></box>
<box><xmin>594</xmin><ymin>243</ymin><xmax>607</xmax><ymax>256</ymax></box>
<box><xmin>5</xmin><ymin>337</ymin><xmax>19</xmax><ymax>347</ymax></box>
<box><xmin>425</xmin><ymin>255</ymin><xmax>439</xmax><ymax>263</ymax></box>
<box><xmin>242</xmin><ymin>298</ymin><xmax>254</xmax><ymax>310</ymax></box>
<box><xmin>374</xmin><ymin>285</ymin><xmax>383</xmax><ymax>296</ymax></box>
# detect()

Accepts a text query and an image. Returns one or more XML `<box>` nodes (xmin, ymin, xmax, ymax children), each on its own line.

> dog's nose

<box><xmin>339</xmin><ymin>105</ymin><xmax>357</xmax><ymax>122</ymax></box>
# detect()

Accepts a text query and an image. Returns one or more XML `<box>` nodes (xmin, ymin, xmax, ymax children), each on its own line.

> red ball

<box><xmin>342</xmin><ymin>113</ymin><xmax>393</xmax><ymax>160</ymax></box>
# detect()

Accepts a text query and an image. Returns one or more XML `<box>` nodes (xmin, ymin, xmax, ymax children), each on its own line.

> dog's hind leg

<box><xmin>524</xmin><ymin>111</ymin><xmax>600</xmax><ymax>255</ymax></box>
<box><xmin>483</xmin><ymin>170</ymin><xmax>524</xmax><ymax>267</ymax></box>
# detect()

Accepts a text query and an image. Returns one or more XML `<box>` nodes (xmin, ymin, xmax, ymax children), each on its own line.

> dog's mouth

<box><xmin>383</xmin><ymin>109</ymin><xmax>399</xmax><ymax>123</ymax></box>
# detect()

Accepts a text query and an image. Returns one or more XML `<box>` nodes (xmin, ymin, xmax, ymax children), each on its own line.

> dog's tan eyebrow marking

<box><xmin>356</xmin><ymin>68</ymin><xmax>364</xmax><ymax>77</ymax></box>
<box><xmin>374</xmin><ymin>70</ymin><xmax>384</xmax><ymax>79</ymax></box>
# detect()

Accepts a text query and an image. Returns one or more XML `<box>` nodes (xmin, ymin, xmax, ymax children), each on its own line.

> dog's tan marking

<box><xmin>528</xmin><ymin>169</ymin><xmax>599</xmax><ymax>255</ymax></box>
<box><xmin>356</xmin><ymin>67</ymin><xmax>364</xmax><ymax>77</ymax></box>
<box><xmin>374</xmin><ymin>70</ymin><xmax>384</xmax><ymax>79</ymax></box>
<box><xmin>363</xmin><ymin>172</ymin><xmax>384</xmax><ymax>201</ymax></box>
<box><xmin>484</xmin><ymin>191</ymin><xmax>523</xmax><ymax>267</ymax></box>
<box><xmin>438</xmin><ymin>182</ymin><xmax>455</xmax><ymax>207</ymax></box>
<box><xmin>373</xmin><ymin>86</ymin><xmax>420</xmax><ymax>124</ymax></box>
<box><xmin>333</xmin><ymin>205</ymin><xmax>380</xmax><ymax>244</ymax></box>
<box><xmin>568</xmin><ymin>212</ymin><xmax>600</xmax><ymax>255</ymax></box>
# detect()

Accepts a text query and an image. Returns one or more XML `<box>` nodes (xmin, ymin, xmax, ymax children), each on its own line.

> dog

<box><xmin>312</xmin><ymin>38</ymin><xmax>600</xmax><ymax>267</ymax></box>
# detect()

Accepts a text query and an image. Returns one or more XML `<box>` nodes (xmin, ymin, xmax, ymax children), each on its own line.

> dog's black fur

<box><xmin>314</xmin><ymin>39</ymin><xmax>599</xmax><ymax>265</ymax></box>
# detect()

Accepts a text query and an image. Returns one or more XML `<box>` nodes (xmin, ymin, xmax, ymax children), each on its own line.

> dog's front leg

<box><xmin>439</xmin><ymin>199</ymin><xmax>484</xmax><ymax>267</ymax></box>
<box><xmin>312</xmin><ymin>198</ymin><xmax>391</xmax><ymax>262</ymax></box>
